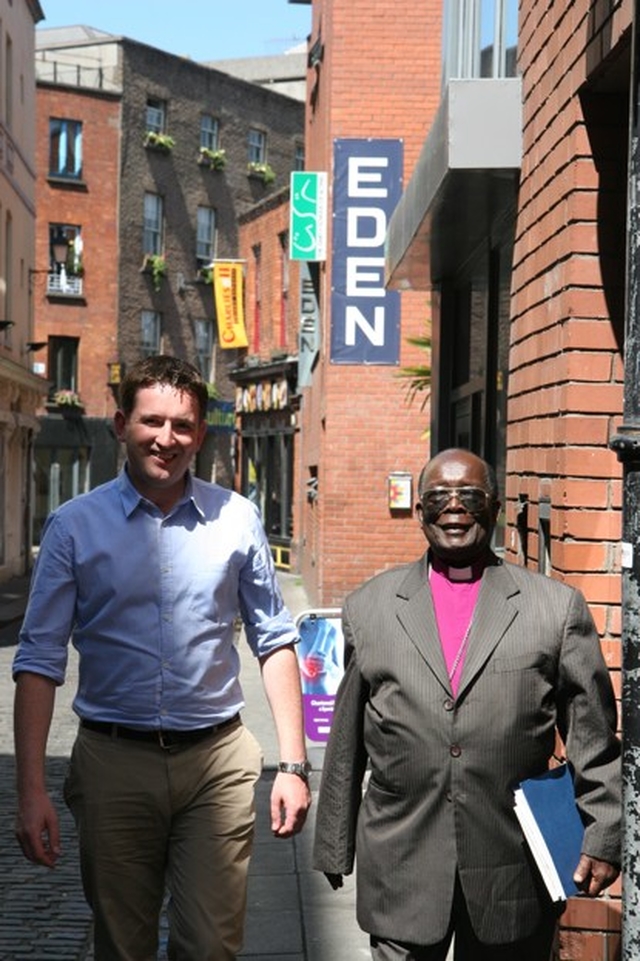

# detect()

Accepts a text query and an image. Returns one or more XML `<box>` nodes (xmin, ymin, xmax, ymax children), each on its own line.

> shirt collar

<box><xmin>429</xmin><ymin>552</ymin><xmax>487</xmax><ymax>583</ymax></box>
<box><xmin>117</xmin><ymin>467</ymin><xmax>205</xmax><ymax>521</ymax></box>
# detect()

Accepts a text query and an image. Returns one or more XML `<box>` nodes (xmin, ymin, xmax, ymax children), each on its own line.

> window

<box><xmin>200</xmin><ymin>114</ymin><xmax>220</xmax><ymax>151</ymax></box>
<box><xmin>5</xmin><ymin>34</ymin><xmax>12</xmax><ymax>129</ymax></box>
<box><xmin>49</xmin><ymin>336</ymin><xmax>79</xmax><ymax>393</ymax></box>
<box><xmin>146</xmin><ymin>98</ymin><xmax>166</xmax><ymax>133</ymax></box>
<box><xmin>140</xmin><ymin>310</ymin><xmax>161</xmax><ymax>357</ymax></box>
<box><xmin>196</xmin><ymin>206</ymin><xmax>216</xmax><ymax>268</ymax></box>
<box><xmin>49</xmin><ymin>119</ymin><xmax>83</xmax><ymax>179</ymax></box>
<box><xmin>194</xmin><ymin>319</ymin><xmax>214</xmax><ymax>379</ymax></box>
<box><xmin>247</xmin><ymin>127</ymin><xmax>266</xmax><ymax>164</ymax></box>
<box><xmin>143</xmin><ymin>193</ymin><xmax>163</xmax><ymax>256</ymax></box>
<box><xmin>294</xmin><ymin>142</ymin><xmax>305</xmax><ymax>171</ymax></box>
<box><xmin>47</xmin><ymin>223</ymin><xmax>83</xmax><ymax>296</ymax></box>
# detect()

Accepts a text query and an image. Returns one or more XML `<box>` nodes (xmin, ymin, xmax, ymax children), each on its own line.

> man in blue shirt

<box><xmin>13</xmin><ymin>355</ymin><xmax>311</xmax><ymax>961</ymax></box>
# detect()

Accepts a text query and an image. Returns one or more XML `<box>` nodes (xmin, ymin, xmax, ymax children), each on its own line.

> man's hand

<box><xmin>270</xmin><ymin>772</ymin><xmax>311</xmax><ymax>837</ymax></box>
<box><xmin>15</xmin><ymin>790</ymin><xmax>61</xmax><ymax>869</ymax></box>
<box><xmin>573</xmin><ymin>854</ymin><xmax>619</xmax><ymax>897</ymax></box>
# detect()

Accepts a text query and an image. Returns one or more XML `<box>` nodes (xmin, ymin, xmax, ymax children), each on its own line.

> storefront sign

<box><xmin>213</xmin><ymin>262</ymin><xmax>248</xmax><ymax>349</ymax></box>
<box><xmin>206</xmin><ymin>399</ymin><xmax>235</xmax><ymax>433</ymax></box>
<box><xmin>298</xmin><ymin>262</ymin><xmax>320</xmax><ymax>388</ymax></box>
<box><xmin>330</xmin><ymin>138</ymin><xmax>403</xmax><ymax>364</ymax></box>
<box><xmin>235</xmin><ymin>378</ymin><xmax>289</xmax><ymax>413</ymax></box>
<box><xmin>290</xmin><ymin>171</ymin><xmax>328</xmax><ymax>261</ymax></box>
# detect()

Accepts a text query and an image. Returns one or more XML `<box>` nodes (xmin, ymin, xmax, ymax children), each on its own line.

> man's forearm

<box><xmin>14</xmin><ymin>671</ymin><xmax>56</xmax><ymax>796</ymax></box>
<box><xmin>259</xmin><ymin>644</ymin><xmax>306</xmax><ymax>760</ymax></box>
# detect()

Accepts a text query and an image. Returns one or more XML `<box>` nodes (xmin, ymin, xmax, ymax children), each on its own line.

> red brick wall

<box><xmin>299</xmin><ymin>0</ymin><xmax>442</xmax><ymax>607</ymax></box>
<box><xmin>512</xmin><ymin>3</ymin><xmax>631</xmax><ymax>955</ymax></box>
<box><xmin>35</xmin><ymin>85</ymin><xmax>121</xmax><ymax>419</ymax></box>
<box><xmin>238</xmin><ymin>190</ymin><xmax>301</xmax><ymax>364</ymax></box>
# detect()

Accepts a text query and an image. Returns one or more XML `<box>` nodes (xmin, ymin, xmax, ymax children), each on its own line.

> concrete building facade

<box><xmin>0</xmin><ymin>0</ymin><xmax>46</xmax><ymax>576</ymax></box>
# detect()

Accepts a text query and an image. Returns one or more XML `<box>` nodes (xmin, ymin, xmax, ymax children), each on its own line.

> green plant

<box><xmin>53</xmin><ymin>388</ymin><xmax>83</xmax><ymax>408</ymax></box>
<box><xmin>396</xmin><ymin>330</ymin><xmax>432</xmax><ymax>409</ymax></box>
<box><xmin>247</xmin><ymin>161</ymin><xmax>276</xmax><ymax>185</ymax></box>
<box><xmin>198</xmin><ymin>146</ymin><xmax>226</xmax><ymax>171</ymax></box>
<box><xmin>197</xmin><ymin>265</ymin><xmax>214</xmax><ymax>284</ymax></box>
<box><xmin>142</xmin><ymin>253</ymin><xmax>167</xmax><ymax>291</ymax></box>
<box><xmin>144</xmin><ymin>130</ymin><xmax>175</xmax><ymax>152</ymax></box>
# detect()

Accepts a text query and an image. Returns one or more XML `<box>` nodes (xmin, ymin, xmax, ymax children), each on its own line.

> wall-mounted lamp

<box><xmin>26</xmin><ymin>341</ymin><xmax>47</xmax><ymax>352</ymax></box>
<box><xmin>0</xmin><ymin>320</ymin><xmax>15</xmax><ymax>331</ymax></box>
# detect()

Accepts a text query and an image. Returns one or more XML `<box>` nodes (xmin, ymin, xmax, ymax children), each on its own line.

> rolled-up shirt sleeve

<box><xmin>13</xmin><ymin>513</ymin><xmax>76</xmax><ymax>684</ymax></box>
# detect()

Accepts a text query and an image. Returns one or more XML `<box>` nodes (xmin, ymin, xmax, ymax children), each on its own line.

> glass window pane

<box><xmin>200</xmin><ymin>114</ymin><xmax>219</xmax><ymax>150</ymax></box>
<box><xmin>49</xmin><ymin>118</ymin><xmax>83</xmax><ymax>178</ymax></box>
<box><xmin>146</xmin><ymin>99</ymin><xmax>165</xmax><ymax>133</ymax></box>
<box><xmin>143</xmin><ymin>193</ymin><xmax>163</xmax><ymax>255</ymax></box>
<box><xmin>196</xmin><ymin>206</ymin><xmax>216</xmax><ymax>264</ymax></box>
<box><xmin>141</xmin><ymin>310</ymin><xmax>161</xmax><ymax>357</ymax></box>
<box><xmin>248</xmin><ymin>128</ymin><xmax>266</xmax><ymax>163</ymax></box>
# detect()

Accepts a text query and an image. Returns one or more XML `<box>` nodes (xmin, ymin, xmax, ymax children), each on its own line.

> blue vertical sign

<box><xmin>330</xmin><ymin>138</ymin><xmax>403</xmax><ymax>365</ymax></box>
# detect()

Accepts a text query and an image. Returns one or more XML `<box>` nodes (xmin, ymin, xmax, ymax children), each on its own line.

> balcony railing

<box><xmin>46</xmin><ymin>272</ymin><xmax>83</xmax><ymax>296</ymax></box>
<box><xmin>442</xmin><ymin>0</ymin><xmax>518</xmax><ymax>89</ymax></box>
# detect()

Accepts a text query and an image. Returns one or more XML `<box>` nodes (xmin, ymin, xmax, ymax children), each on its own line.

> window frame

<box><xmin>143</xmin><ymin>193</ymin><xmax>164</xmax><ymax>256</ymax></box>
<box><xmin>49</xmin><ymin>117</ymin><xmax>83</xmax><ymax>180</ymax></box>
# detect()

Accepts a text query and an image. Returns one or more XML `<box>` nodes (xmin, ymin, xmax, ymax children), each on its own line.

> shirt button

<box><xmin>450</xmin><ymin>744</ymin><xmax>462</xmax><ymax>758</ymax></box>
<box><xmin>443</xmin><ymin>698</ymin><xmax>455</xmax><ymax>712</ymax></box>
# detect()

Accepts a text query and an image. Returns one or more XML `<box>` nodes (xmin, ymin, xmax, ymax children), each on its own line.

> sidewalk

<box><xmin>0</xmin><ymin>571</ymin><xmax>370</xmax><ymax>961</ymax></box>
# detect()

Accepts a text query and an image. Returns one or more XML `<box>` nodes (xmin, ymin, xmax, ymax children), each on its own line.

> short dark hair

<box><xmin>118</xmin><ymin>355</ymin><xmax>209</xmax><ymax>422</ymax></box>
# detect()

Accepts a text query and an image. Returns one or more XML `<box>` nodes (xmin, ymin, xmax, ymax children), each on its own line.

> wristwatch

<box><xmin>278</xmin><ymin>760</ymin><xmax>312</xmax><ymax>781</ymax></box>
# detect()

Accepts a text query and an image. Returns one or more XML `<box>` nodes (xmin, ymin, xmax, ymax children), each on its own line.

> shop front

<box><xmin>230</xmin><ymin>359</ymin><xmax>297</xmax><ymax>570</ymax></box>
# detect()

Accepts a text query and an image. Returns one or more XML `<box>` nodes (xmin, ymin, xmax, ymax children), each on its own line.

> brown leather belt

<box><xmin>80</xmin><ymin>713</ymin><xmax>240</xmax><ymax>749</ymax></box>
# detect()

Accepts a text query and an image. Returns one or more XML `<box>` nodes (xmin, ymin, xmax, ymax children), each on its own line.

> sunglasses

<box><xmin>420</xmin><ymin>486</ymin><xmax>491</xmax><ymax>516</ymax></box>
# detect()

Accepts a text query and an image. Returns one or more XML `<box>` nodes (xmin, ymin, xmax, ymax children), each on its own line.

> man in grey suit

<box><xmin>313</xmin><ymin>448</ymin><xmax>620</xmax><ymax>961</ymax></box>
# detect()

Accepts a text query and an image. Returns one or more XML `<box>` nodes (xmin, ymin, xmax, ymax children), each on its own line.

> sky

<box><xmin>37</xmin><ymin>1</ymin><xmax>312</xmax><ymax>62</ymax></box>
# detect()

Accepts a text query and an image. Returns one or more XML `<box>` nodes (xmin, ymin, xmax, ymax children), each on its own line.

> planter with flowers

<box><xmin>198</xmin><ymin>147</ymin><xmax>227</xmax><ymax>171</ymax></box>
<box><xmin>141</xmin><ymin>254</ymin><xmax>167</xmax><ymax>292</ymax></box>
<box><xmin>247</xmin><ymin>161</ymin><xmax>276</xmax><ymax>186</ymax></box>
<box><xmin>144</xmin><ymin>131</ymin><xmax>175</xmax><ymax>153</ymax></box>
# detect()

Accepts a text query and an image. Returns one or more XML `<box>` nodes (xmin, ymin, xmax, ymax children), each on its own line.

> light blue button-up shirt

<box><xmin>13</xmin><ymin>469</ymin><xmax>298</xmax><ymax>729</ymax></box>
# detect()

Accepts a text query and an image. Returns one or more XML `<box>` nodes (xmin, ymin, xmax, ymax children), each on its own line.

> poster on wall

<box><xmin>295</xmin><ymin>610</ymin><xmax>344</xmax><ymax>743</ymax></box>
<box><xmin>330</xmin><ymin>138</ymin><xmax>403</xmax><ymax>365</ymax></box>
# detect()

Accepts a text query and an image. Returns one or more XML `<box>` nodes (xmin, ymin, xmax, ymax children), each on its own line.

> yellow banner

<box><xmin>213</xmin><ymin>262</ymin><xmax>248</xmax><ymax>349</ymax></box>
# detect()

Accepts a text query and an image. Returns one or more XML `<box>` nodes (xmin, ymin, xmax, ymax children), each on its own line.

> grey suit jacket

<box><xmin>313</xmin><ymin>552</ymin><xmax>621</xmax><ymax>946</ymax></box>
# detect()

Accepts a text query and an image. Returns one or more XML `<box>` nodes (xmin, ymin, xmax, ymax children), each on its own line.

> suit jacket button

<box><xmin>450</xmin><ymin>744</ymin><xmax>462</xmax><ymax>758</ymax></box>
<box><xmin>443</xmin><ymin>698</ymin><xmax>455</xmax><ymax>712</ymax></box>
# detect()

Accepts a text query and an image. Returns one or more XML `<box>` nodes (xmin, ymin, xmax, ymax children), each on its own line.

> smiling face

<box><xmin>114</xmin><ymin>384</ymin><xmax>207</xmax><ymax>513</ymax></box>
<box><xmin>416</xmin><ymin>450</ymin><xmax>500</xmax><ymax>567</ymax></box>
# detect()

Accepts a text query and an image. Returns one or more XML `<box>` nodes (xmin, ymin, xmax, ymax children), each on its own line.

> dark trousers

<box><xmin>370</xmin><ymin>876</ymin><xmax>556</xmax><ymax>961</ymax></box>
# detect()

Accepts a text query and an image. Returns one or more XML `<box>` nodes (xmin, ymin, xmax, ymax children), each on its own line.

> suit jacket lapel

<box><xmin>396</xmin><ymin>554</ymin><xmax>451</xmax><ymax>691</ymax></box>
<box><xmin>457</xmin><ymin>561</ymin><xmax>520</xmax><ymax>697</ymax></box>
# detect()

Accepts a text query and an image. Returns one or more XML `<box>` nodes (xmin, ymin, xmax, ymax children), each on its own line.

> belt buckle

<box><xmin>158</xmin><ymin>730</ymin><xmax>174</xmax><ymax>750</ymax></box>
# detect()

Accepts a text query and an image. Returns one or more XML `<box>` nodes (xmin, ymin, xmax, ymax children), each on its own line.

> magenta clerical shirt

<box><xmin>428</xmin><ymin>556</ymin><xmax>484</xmax><ymax>695</ymax></box>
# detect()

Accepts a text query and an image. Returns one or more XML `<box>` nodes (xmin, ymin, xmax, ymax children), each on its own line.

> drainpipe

<box><xmin>609</xmin><ymin>1</ymin><xmax>640</xmax><ymax>956</ymax></box>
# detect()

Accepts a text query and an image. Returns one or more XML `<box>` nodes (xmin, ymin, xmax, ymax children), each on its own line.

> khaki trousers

<box><xmin>64</xmin><ymin>720</ymin><xmax>262</xmax><ymax>961</ymax></box>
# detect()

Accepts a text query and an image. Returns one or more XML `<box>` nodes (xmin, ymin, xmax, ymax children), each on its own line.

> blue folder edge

<box><xmin>515</xmin><ymin>764</ymin><xmax>584</xmax><ymax>900</ymax></box>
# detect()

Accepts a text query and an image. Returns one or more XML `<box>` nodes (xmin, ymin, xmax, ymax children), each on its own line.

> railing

<box><xmin>35</xmin><ymin>59</ymin><xmax>121</xmax><ymax>93</ymax></box>
<box><xmin>442</xmin><ymin>0</ymin><xmax>518</xmax><ymax>89</ymax></box>
<box><xmin>46</xmin><ymin>273</ymin><xmax>84</xmax><ymax>297</ymax></box>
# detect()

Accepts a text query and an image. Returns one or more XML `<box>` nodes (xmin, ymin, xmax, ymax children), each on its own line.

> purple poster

<box><xmin>296</xmin><ymin>613</ymin><xmax>344</xmax><ymax>742</ymax></box>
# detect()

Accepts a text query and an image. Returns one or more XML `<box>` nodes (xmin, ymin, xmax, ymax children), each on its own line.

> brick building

<box><xmin>296</xmin><ymin>0</ymin><xmax>441</xmax><ymax>607</ymax></box>
<box><xmin>32</xmin><ymin>26</ymin><xmax>304</xmax><ymax>535</ymax></box>
<box><xmin>234</xmin><ymin>187</ymin><xmax>302</xmax><ymax>569</ymax></box>
<box><xmin>385</xmin><ymin>1</ymin><xmax>630</xmax><ymax>957</ymax></box>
